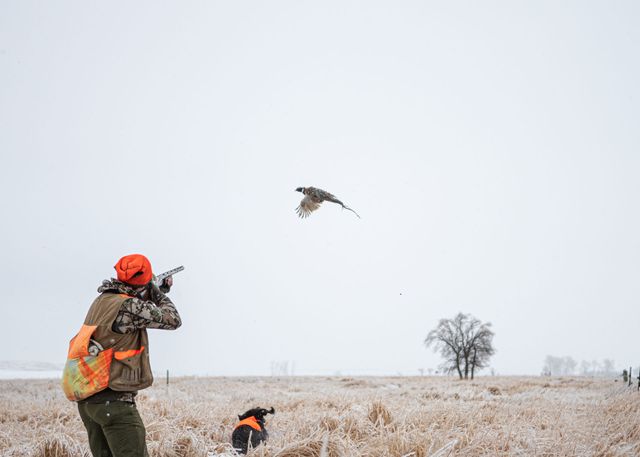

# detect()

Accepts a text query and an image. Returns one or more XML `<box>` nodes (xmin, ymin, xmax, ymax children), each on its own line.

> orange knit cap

<box><xmin>114</xmin><ymin>254</ymin><xmax>153</xmax><ymax>286</ymax></box>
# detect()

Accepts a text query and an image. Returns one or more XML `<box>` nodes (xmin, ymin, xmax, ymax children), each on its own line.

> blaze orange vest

<box><xmin>235</xmin><ymin>416</ymin><xmax>262</xmax><ymax>431</ymax></box>
<box><xmin>62</xmin><ymin>293</ymin><xmax>153</xmax><ymax>401</ymax></box>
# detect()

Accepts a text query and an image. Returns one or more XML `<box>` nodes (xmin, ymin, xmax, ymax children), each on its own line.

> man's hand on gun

<box><xmin>159</xmin><ymin>275</ymin><xmax>173</xmax><ymax>293</ymax></box>
<box><xmin>142</xmin><ymin>279</ymin><xmax>171</xmax><ymax>304</ymax></box>
<box><xmin>154</xmin><ymin>266</ymin><xmax>184</xmax><ymax>294</ymax></box>
<box><xmin>135</xmin><ymin>266</ymin><xmax>183</xmax><ymax>302</ymax></box>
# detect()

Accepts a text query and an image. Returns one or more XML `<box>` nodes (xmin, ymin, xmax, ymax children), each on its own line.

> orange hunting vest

<box><xmin>62</xmin><ymin>293</ymin><xmax>153</xmax><ymax>401</ymax></box>
<box><xmin>235</xmin><ymin>416</ymin><xmax>262</xmax><ymax>431</ymax></box>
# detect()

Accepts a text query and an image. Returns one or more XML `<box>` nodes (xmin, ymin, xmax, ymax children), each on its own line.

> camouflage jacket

<box><xmin>81</xmin><ymin>279</ymin><xmax>182</xmax><ymax>403</ymax></box>
<box><xmin>97</xmin><ymin>279</ymin><xmax>182</xmax><ymax>333</ymax></box>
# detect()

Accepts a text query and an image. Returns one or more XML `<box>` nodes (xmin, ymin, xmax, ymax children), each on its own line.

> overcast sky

<box><xmin>1</xmin><ymin>1</ymin><xmax>638</xmax><ymax>377</ymax></box>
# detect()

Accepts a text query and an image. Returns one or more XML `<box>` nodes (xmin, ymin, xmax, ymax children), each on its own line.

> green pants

<box><xmin>78</xmin><ymin>401</ymin><xmax>148</xmax><ymax>457</ymax></box>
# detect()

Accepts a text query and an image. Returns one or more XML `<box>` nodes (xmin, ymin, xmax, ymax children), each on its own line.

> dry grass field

<box><xmin>1</xmin><ymin>376</ymin><xmax>639</xmax><ymax>457</ymax></box>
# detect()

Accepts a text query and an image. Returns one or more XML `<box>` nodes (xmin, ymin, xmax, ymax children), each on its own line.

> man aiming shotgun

<box><xmin>62</xmin><ymin>254</ymin><xmax>184</xmax><ymax>457</ymax></box>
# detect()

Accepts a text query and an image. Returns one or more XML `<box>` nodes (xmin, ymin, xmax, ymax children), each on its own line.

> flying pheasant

<box><xmin>295</xmin><ymin>186</ymin><xmax>360</xmax><ymax>218</ymax></box>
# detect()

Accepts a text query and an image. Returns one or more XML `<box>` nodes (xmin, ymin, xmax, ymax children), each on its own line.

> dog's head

<box><xmin>238</xmin><ymin>407</ymin><xmax>275</xmax><ymax>423</ymax></box>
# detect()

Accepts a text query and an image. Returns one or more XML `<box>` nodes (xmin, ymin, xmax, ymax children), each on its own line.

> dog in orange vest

<box><xmin>231</xmin><ymin>407</ymin><xmax>275</xmax><ymax>454</ymax></box>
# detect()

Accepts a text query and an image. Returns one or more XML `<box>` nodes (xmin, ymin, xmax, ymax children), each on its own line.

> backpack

<box><xmin>61</xmin><ymin>325</ymin><xmax>114</xmax><ymax>401</ymax></box>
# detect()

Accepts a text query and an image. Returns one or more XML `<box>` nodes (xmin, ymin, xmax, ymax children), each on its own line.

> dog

<box><xmin>231</xmin><ymin>407</ymin><xmax>275</xmax><ymax>454</ymax></box>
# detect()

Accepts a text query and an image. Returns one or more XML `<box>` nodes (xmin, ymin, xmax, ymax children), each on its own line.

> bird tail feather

<box><xmin>341</xmin><ymin>205</ymin><xmax>361</xmax><ymax>218</ymax></box>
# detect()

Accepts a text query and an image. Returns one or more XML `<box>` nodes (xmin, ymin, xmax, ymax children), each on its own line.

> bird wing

<box><xmin>296</xmin><ymin>195</ymin><xmax>322</xmax><ymax>218</ymax></box>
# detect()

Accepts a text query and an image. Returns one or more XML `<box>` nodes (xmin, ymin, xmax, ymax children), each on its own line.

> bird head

<box><xmin>295</xmin><ymin>187</ymin><xmax>305</xmax><ymax>193</ymax></box>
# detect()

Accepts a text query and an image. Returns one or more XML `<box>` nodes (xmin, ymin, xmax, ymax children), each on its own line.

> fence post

<box><xmin>167</xmin><ymin>369</ymin><xmax>169</xmax><ymax>387</ymax></box>
<box><xmin>629</xmin><ymin>367</ymin><xmax>633</xmax><ymax>387</ymax></box>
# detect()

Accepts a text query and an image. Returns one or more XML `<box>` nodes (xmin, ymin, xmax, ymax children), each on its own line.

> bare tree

<box><xmin>602</xmin><ymin>359</ymin><xmax>615</xmax><ymax>376</ymax></box>
<box><xmin>544</xmin><ymin>356</ymin><xmax>562</xmax><ymax>376</ymax></box>
<box><xmin>579</xmin><ymin>358</ymin><xmax>616</xmax><ymax>377</ymax></box>
<box><xmin>543</xmin><ymin>355</ymin><xmax>576</xmax><ymax>376</ymax></box>
<box><xmin>580</xmin><ymin>359</ymin><xmax>591</xmax><ymax>375</ymax></box>
<box><xmin>469</xmin><ymin>325</ymin><xmax>495</xmax><ymax>379</ymax></box>
<box><xmin>563</xmin><ymin>356</ymin><xmax>577</xmax><ymax>375</ymax></box>
<box><xmin>424</xmin><ymin>312</ymin><xmax>495</xmax><ymax>380</ymax></box>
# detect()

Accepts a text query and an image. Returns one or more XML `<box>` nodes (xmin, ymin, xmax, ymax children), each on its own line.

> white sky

<box><xmin>1</xmin><ymin>1</ymin><xmax>638</xmax><ymax>377</ymax></box>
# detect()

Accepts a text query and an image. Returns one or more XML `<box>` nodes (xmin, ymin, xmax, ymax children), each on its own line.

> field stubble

<box><xmin>1</xmin><ymin>376</ymin><xmax>638</xmax><ymax>456</ymax></box>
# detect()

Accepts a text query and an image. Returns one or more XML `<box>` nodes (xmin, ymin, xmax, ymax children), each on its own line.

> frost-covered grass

<box><xmin>1</xmin><ymin>376</ymin><xmax>638</xmax><ymax>456</ymax></box>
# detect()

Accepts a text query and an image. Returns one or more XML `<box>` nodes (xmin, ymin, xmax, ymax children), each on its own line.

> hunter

<box><xmin>62</xmin><ymin>253</ymin><xmax>182</xmax><ymax>457</ymax></box>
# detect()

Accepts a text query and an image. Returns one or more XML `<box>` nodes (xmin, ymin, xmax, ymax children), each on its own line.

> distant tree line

<box><xmin>542</xmin><ymin>355</ymin><xmax>616</xmax><ymax>377</ymax></box>
<box><xmin>270</xmin><ymin>360</ymin><xmax>295</xmax><ymax>376</ymax></box>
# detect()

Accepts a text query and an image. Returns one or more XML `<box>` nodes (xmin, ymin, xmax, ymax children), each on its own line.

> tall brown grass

<box><xmin>1</xmin><ymin>376</ymin><xmax>638</xmax><ymax>456</ymax></box>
